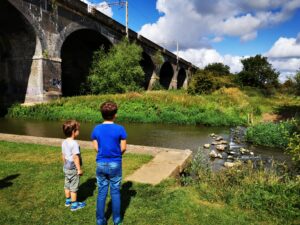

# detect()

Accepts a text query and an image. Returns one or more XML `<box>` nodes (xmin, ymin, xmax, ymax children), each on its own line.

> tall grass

<box><xmin>181</xmin><ymin>149</ymin><xmax>300</xmax><ymax>222</ymax></box>
<box><xmin>246</xmin><ymin>120</ymin><xmax>298</xmax><ymax>148</ymax></box>
<box><xmin>7</xmin><ymin>88</ymin><xmax>300</xmax><ymax>126</ymax></box>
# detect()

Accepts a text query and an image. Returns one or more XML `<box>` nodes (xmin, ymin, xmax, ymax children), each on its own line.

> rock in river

<box><xmin>203</xmin><ymin>144</ymin><xmax>210</xmax><ymax>148</ymax></box>
<box><xmin>216</xmin><ymin>144</ymin><xmax>226</xmax><ymax>151</ymax></box>
<box><xmin>209</xmin><ymin>150</ymin><xmax>218</xmax><ymax>158</ymax></box>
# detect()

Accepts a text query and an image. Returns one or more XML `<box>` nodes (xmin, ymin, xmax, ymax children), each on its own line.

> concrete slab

<box><xmin>0</xmin><ymin>133</ymin><xmax>193</xmax><ymax>185</ymax></box>
<box><xmin>125</xmin><ymin>150</ymin><xmax>192</xmax><ymax>185</ymax></box>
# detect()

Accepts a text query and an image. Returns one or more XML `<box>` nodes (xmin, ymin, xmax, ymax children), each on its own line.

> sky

<box><xmin>81</xmin><ymin>0</ymin><xmax>300</xmax><ymax>81</ymax></box>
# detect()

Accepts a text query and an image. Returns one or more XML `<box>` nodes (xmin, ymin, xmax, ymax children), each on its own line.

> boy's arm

<box><xmin>92</xmin><ymin>140</ymin><xmax>98</xmax><ymax>152</ymax></box>
<box><xmin>121</xmin><ymin>139</ymin><xmax>127</xmax><ymax>155</ymax></box>
<box><xmin>73</xmin><ymin>154</ymin><xmax>83</xmax><ymax>175</ymax></box>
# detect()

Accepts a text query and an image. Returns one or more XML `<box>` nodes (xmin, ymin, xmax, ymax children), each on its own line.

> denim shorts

<box><xmin>63</xmin><ymin>168</ymin><xmax>79</xmax><ymax>192</ymax></box>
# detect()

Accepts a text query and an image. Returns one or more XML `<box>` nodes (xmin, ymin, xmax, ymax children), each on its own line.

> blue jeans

<box><xmin>96</xmin><ymin>161</ymin><xmax>122</xmax><ymax>225</ymax></box>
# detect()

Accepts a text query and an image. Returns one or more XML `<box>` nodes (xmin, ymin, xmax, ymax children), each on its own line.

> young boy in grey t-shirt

<box><xmin>62</xmin><ymin>120</ymin><xmax>86</xmax><ymax>211</ymax></box>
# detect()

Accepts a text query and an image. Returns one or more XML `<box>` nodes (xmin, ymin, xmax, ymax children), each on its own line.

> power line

<box><xmin>93</xmin><ymin>1</ymin><xmax>129</xmax><ymax>38</ymax></box>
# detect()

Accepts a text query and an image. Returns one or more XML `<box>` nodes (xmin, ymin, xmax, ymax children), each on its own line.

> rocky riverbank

<box><xmin>204</xmin><ymin>126</ymin><xmax>275</xmax><ymax>169</ymax></box>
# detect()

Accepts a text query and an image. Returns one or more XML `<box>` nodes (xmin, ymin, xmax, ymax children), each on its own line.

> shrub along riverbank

<box><xmin>7</xmin><ymin>88</ymin><xmax>300</xmax><ymax>127</ymax></box>
<box><xmin>181</xmin><ymin>149</ymin><xmax>300</xmax><ymax>224</ymax></box>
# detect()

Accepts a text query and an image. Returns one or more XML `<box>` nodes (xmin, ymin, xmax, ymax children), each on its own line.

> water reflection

<box><xmin>0</xmin><ymin>118</ymin><xmax>290</xmax><ymax>162</ymax></box>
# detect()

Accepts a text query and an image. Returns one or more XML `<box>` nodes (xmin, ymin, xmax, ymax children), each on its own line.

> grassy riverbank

<box><xmin>1</xmin><ymin>141</ymin><xmax>298</xmax><ymax>225</ymax></box>
<box><xmin>7</xmin><ymin>88</ymin><xmax>300</xmax><ymax>126</ymax></box>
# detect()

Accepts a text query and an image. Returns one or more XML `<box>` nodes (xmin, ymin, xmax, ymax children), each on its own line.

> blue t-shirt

<box><xmin>91</xmin><ymin>123</ymin><xmax>127</xmax><ymax>162</ymax></box>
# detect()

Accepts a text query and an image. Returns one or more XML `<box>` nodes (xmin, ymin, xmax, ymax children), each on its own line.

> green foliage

<box><xmin>151</xmin><ymin>80</ymin><xmax>164</xmax><ymax>91</ymax></box>
<box><xmin>295</xmin><ymin>70</ymin><xmax>300</xmax><ymax>96</ymax></box>
<box><xmin>182</xmin><ymin>150</ymin><xmax>300</xmax><ymax>221</ymax></box>
<box><xmin>280</xmin><ymin>77</ymin><xmax>297</xmax><ymax>95</ymax></box>
<box><xmin>7</xmin><ymin>89</ymin><xmax>300</xmax><ymax>127</ymax></box>
<box><xmin>188</xmin><ymin>70</ymin><xmax>237</xmax><ymax>95</ymax></box>
<box><xmin>280</xmin><ymin>71</ymin><xmax>300</xmax><ymax>96</ymax></box>
<box><xmin>237</xmin><ymin>55</ymin><xmax>279</xmax><ymax>90</ymax></box>
<box><xmin>86</xmin><ymin>39</ymin><xmax>144</xmax><ymax>94</ymax></box>
<box><xmin>187</xmin><ymin>70</ymin><xmax>215</xmax><ymax>94</ymax></box>
<box><xmin>286</xmin><ymin>132</ymin><xmax>300</xmax><ymax>164</ymax></box>
<box><xmin>152</xmin><ymin>50</ymin><xmax>164</xmax><ymax>67</ymax></box>
<box><xmin>204</xmin><ymin>62</ymin><xmax>230</xmax><ymax>76</ymax></box>
<box><xmin>246</xmin><ymin>120</ymin><xmax>297</xmax><ymax>148</ymax></box>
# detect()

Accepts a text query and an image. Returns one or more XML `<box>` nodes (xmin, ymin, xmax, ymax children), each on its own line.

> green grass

<box><xmin>0</xmin><ymin>141</ymin><xmax>297</xmax><ymax>225</ymax></box>
<box><xmin>182</xmin><ymin>149</ymin><xmax>300</xmax><ymax>225</ymax></box>
<box><xmin>246</xmin><ymin>120</ymin><xmax>298</xmax><ymax>149</ymax></box>
<box><xmin>7</xmin><ymin>88</ymin><xmax>300</xmax><ymax>126</ymax></box>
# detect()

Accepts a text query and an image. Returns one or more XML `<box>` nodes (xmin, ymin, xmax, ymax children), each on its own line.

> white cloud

<box><xmin>176</xmin><ymin>48</ymin><xmax>244</xmax><ymax>73</ymax></box>
<box><xmin>264</xmin><ymin>34</ymin><xmax>300</xmax><ymax>80</ymax></box>
<box><xmin>266</xmin><ymin>34</ymin><xmax>300</xmax><ymax>58</ymax></box>
<box><xmin>81</xmin><ymin>0</ymin><xmax>113</xmax><ymax>17</ymax></box>
<box><xmin>270</xmin><ymin>58</ymin><xmax>300</xmax><ymax>71</ymax></box>
<box><xmin>139</xmin><ymin>0</ymin><xmax>300</xmax><ymax>49</ymax></box>
<box><xmin>176</xmin><ymin>35</ymin><xmax>300</xmax><ymax>81</ymax></box>
<box><xmin>138</xmin><ymin>0</ymin><xmax>300</xmax><ymax>81</ymax></box>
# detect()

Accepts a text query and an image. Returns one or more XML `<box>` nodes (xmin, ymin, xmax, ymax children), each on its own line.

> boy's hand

<box><xmin>77</xmin><ymin>169</ymin><xmax>83</xmax><ymax>176</ymax></box>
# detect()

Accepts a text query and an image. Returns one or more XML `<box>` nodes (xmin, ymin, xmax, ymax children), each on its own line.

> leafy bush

<box><xmin>188</xmin><ymin>70</ymin><xmax>215</xmax><ymax>95</ymax></box>
<box><xmin>286</xmin><ymin>132</ymin><xmax>300</xmax><ymax>165</ymax></box>
<box><xmin>188</xmin><ymin>69</ymin><xmax>237</xmax><ymax>95</ymax></box>
<box><xmin>182</xmin><ymin>149</ymin><xmax>300</xmax><ymax>221</ymax></box>
<box><xmin>246</xmin><ymin>120</ymin><xmax>297</xmax><ymax>148</ymax></box>
<box><xmin>86</xmin><ymin>39</ymin><xmax>144</xmax><ymax>94</ymax></box>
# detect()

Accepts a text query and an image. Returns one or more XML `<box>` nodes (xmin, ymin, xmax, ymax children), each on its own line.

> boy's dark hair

<box><xmin>100</xmin><ymin>101</ymin><xmax>118</xmax><ymax>120</ymax></box>
<box><xmin>62</xmin><ymin>120</ymin><xmax>80</xmax><ymax>137</ymax></box>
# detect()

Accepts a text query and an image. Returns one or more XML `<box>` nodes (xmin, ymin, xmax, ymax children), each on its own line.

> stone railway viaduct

<box><xmin>0</xmin><ymin>0</ymin><xmax>196</xmax><ymax>112</ymax></box>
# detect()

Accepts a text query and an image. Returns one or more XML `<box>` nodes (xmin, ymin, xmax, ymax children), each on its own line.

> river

<box><xmin>0</xmin><ymin>118</ymin><xmax>291</xmax><ymax>163</ymax></box>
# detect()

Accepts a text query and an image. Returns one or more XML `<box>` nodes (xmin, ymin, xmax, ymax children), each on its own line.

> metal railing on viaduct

<box><xmin>0</xmin><ymin>0</ymin><xmax>197</xmax><ymax>106</ymax></box>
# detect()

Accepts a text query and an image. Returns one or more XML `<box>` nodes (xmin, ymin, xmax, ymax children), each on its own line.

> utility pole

<box><xmin>176</xmin><ymin>41</ymin><xmax>179</xmax><ymax>64</ymax></box>
<box><xmin>98</xmin><ymin>0</ymin><xmax>129</xmax><ymax>38</ymax></box>
<box><xmin>125</xmin><ymin>0</ymin><xmax>128</xmax><ymax>38</ymax></box>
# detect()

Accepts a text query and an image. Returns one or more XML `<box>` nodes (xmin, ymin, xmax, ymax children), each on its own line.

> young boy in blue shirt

<box><xmin>91</xmin><ymin>101</ymin><xmax>127</xmax><ymax>225</ymax></box>
<box><xmin>62</xmin><ymin>120</ymin><xmax>86</xmax><ymax>211</ymax></box>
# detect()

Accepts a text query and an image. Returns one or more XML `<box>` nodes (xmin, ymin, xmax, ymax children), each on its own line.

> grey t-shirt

<box><xmin>62</xmin><ymin>139</ymin><xmax>81</xmax><ymax>170</ymax></box>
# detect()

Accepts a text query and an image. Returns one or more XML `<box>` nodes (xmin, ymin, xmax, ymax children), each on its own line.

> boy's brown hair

<box><xmin>100</xmin><ymin>101</ymin><xmax>118</xmax><ymax>120</ymax></box>
<box><xmin>62</xmin><ymin>120</ymin><xmax>80</xmax><ymax>137</ymax></box>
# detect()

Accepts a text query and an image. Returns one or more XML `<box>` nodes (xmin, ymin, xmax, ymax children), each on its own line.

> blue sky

<box><xmin>84</xmin><ymin>0</ymin><xmax>300</xmax><ymax>80</ymax></box>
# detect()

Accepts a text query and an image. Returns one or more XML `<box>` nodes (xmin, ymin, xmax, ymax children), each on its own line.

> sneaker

<box><xmin>65</xmin><ymin>198</ymin><xmax>71</xmax><ymax>207</ymax></box>
<box><xmin>70</xmin><ymin>202</ymin><xmax>86</xmax><ymax>211</ymax></box>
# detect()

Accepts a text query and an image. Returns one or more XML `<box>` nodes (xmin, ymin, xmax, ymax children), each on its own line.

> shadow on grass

<box><xmin>105</xmin><ymin>181</ymin><xmax>137</xmax><ymax>222</ymax></box>
<box><xmin>274</xmin><ymin>105</ymin><xmax>300</xmax><ymax>120</ymax></box>
<box><xmin>77</xmin><ymin>178</ymin><xmax>97</xmax><ymax>202</ymax></box>
<box><xmin>0</xmin><ymin>174</ymin><xmax>20</xmax><ymax>189</ymax></box>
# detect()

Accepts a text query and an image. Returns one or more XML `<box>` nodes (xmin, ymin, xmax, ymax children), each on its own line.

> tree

<box><xmin>237</xmin><ymin>55</ymin><xmax>279</xmax><ymax>89</ymax></box>
<box><xmin>188</xmin><ymin>70</ymin><xmax>215</xmax><ymax>95</ymax></box>
<box><xmin>204</xmin><ymin>62</ymin><xmax>230</xmax><ymax>76</ymax></box>
<box><xmin>295</xmin><ymin>70</ymin><xmax>300</xmax><ymax>95</ymax></box>
<box><xmin>86</xmin><ymin>39</ymin><xmax>144</xmax><ymax>94</ymax></box>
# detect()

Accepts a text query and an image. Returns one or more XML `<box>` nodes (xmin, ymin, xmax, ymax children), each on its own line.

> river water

<box><xmin>0</xmin><ymin>118</ymin><xmax>291</xmax><ymax>163</ymax></box>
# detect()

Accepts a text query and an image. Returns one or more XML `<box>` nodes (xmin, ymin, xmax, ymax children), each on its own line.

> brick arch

<box><xmin>60</xmin><ymin>29</ymin><xmax>113</xmax><ymax>96</ymax></box>
<box><xmin>140</xmin><ymin>52</ymin><xmax>155</xmax><ymax>89</ymax></box>
<box><xmin>159</xmin><ymin>61</ymin><xmax>174</xmax><ymax>89</ymax></box>
<box><xmin>0</xmin><ymin>0</ymin><xmax>42</xmax><ymax>114</ymax></box>
<box><xmin>177</xmin><ymin>68</ymin><xmax>187</xmax><ymax>89</ymax></box>
<box><xmin>56</xmin><ymin>23</ymin><xmax>114</xmax><ymax>58</ymax></box>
